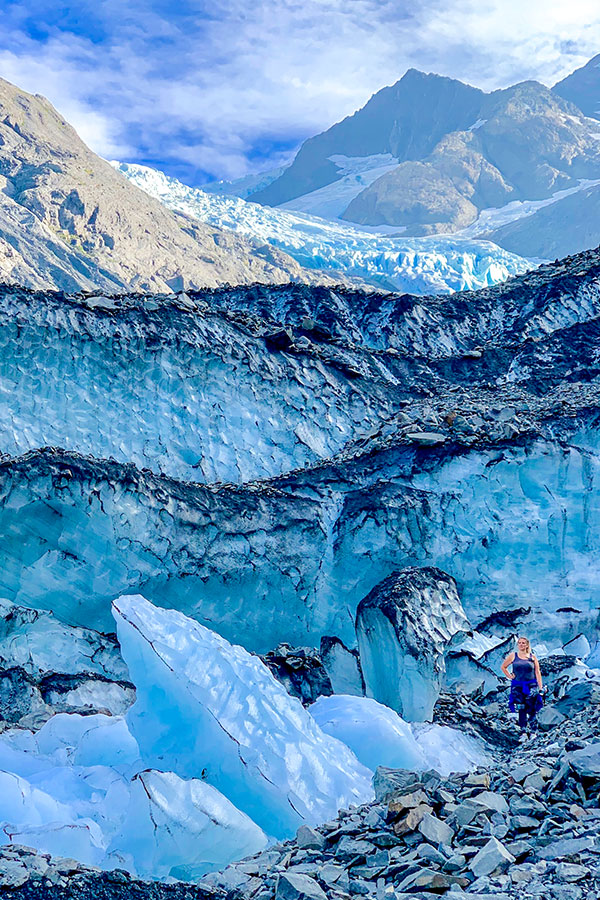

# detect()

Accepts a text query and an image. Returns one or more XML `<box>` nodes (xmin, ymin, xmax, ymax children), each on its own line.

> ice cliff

<box><xmin>0</xmin><ymin>251</ymin><xmax>599</xmax><ymax>652</ymax></box>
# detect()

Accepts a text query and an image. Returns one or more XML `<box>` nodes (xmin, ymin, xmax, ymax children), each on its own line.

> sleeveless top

<box><xmin>512</xmin><ymin>653</ymin><xmax>535</xmax><ymax>681</ymax></box>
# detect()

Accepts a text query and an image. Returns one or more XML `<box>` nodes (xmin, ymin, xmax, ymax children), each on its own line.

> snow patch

<box><xmin>456</xmin><ymin>178</ymin><xmax>600</xmax><ymax>239</ymax></box>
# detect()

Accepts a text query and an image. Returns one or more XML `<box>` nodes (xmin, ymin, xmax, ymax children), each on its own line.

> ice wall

<box><xmin>0</xmin><ymin>291</ymin><xmax>394</xmax><ymax>483</ymax></box>
<box><xmin>1</xmin><ymin>426</ymin><xmax>598</xmax><ymax>653</ymax></box>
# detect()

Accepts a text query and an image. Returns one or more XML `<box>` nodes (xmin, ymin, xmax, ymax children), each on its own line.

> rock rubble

<box><xmin>205</xmin><ymin>697</ymin><xmax>600</xmax><ymax>900</ymax></box>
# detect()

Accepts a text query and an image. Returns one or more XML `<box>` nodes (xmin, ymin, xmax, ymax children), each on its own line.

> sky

<box><xmin>0</xmin><ymin>0</ymin><xmax>599</xmax><ymax>186</ymax></box>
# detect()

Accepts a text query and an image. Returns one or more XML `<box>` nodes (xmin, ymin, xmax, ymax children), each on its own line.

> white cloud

<box><xmin>0</xmin><ymin>0</ymin><xmax>598</xmax><ymax>181</ymax></box>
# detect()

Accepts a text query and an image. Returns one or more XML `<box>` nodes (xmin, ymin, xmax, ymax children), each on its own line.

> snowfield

<box><xmin>112</xmin><ymin>161</ymin><xmax>534</xmax><ymax>295</ymax></box>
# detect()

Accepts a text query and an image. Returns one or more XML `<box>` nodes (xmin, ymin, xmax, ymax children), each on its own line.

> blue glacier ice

<box><xmin>113</xmin><ymin>162</ymin><xmax>533</xmax><ymax>295</ymax></box>
<box><xmin>309</xmin><ymin>695</ymin><xmax>427</xmax><ymax>771</ymax></box>
<box><xmin>113</xmin><ymin>594</ymin><xmax>374</xmax><ymax>839</ymax></box>
<box><xmin>309</xmin><ymin>695</ymin><xmax>489</xmax><ymax>776</ymax></box>
<box><xmin>0</xmin><ymin>290</ymin><xmax>394</xmax><ymax>483</ymax></box>
<box><xmin>0</xmin><ymin>715</ymin><xmax>267</xmax><ymax>877</ymax></box>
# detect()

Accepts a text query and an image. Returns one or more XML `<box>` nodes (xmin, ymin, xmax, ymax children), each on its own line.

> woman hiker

<box><xmin>501</xmin><ymin>636</ymin><xmax>544</xmax><ymax>739</ymax></box>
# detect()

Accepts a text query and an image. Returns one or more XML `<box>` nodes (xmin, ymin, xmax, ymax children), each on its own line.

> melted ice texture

<box><xmin>0</xmin><ymin>596</ymin><xmax>489</xmax><ymax>880</ymax></box>
<box><xmin>112</xmin><ymin>161</ymin><xmax>533</xmax><ymax>295</ymax></box>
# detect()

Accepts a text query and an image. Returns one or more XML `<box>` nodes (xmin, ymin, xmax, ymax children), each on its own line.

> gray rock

<box><xmin>471</xmin><ymin>790</ymin><xmax>509</xmax><ymax>815</ymax></box>
<box><xmin>510</xmin><ymin>762</ymin><xmax>538</xmax><ymax>782</ymax></box>
<box><xmin>0</xmin><ymin>860</ymin><xmax>29</xmax><ymax>888</ymax></box>
<box><xmin>555</xmin><ymin>862</ymin><xmax>590</xmax><ymax>882</ymax></box>
<box><xmin>416</xmin><ymin>843</ymin><xmax>447</xmax><ymax>865</ymax></box>
<box><xmin>469</xmin><ymin>837</ymin><xmax>515</xmax><ymax>877</ymax></box>
<box><xmin>418</xmin><ymin>812</ymin><xmax>455</xmax><ymax>846</ymax></box>
<box><xmin>373</xmin><ymin>768</ymin><xmax>420</xmax><ymax>802</ymax></box>
<box><xmin>569</xmin><ymin>743</ymin><xmax>600</xmax><ymax>779</ymax></box>
<box><xmin>509</xmin><ymin>795</ymin><xmax>547</xmax><ymax>817</ymax></box>
<box><xmin>317</xmin><ymin>864</ymin><xmax>349</xmax><ymax>892</ymax></box>
<box><xmin>556</xmin><ymin>683</ymin><xmax>600</xmax><ymax>716</ymax></box>
<box><xmin>276</xmin><ymin>872</ymin><xmax>328</xmax><ymax>900</ymax></box>
<box><xmin>295</xmin><ymin>826</ymin><xmax>326</xmax><ymax>851</ymax></box>
<box><xmin>334</xmin><ymin>836</ymin><xmax>376</xmax><ymax>861</ymax></box>
<box><xmin>405</xmin><ymin>431</ymin><xmax>447</xmax><ymax>445</ymax></box>
<box><xmin>396</xmin><ymin>867</ymin><xmax>457</xmax><ymax>892</ymax></box>
<box><xmin>536</xmin><ymin>836</ymin><xmax>596</xmax><ymax>859</ymax></box>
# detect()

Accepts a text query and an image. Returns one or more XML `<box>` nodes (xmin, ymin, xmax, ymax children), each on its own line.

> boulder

<box><xmin>276</xmin><ymin>873</ymin><xmax>328</xmax><ymax>900</ymax></box>
<box><xmin>555</xmin><ymin>681</ymin><xmax>600</xmax><ymax>716</ymax></box>
<box><xmin>356</xmin><ymin>568</ymin><xmax>469</xmax><ymax>721</ymax></box>
<box><xmin>418</xmin><ymin>812</ymin><xmax>455</xmax><ymax>846</ymax></box>
<box><xmin>537</xmin><ymin>706</ymin><xmax>566</xmax><ymax>730</ymax></box>
<box><xmin>373</xmin><ymin>767</ymin><xmax>421</xmax><ymax>802</ymax></box>
<box><xmin>320</xmin><ymin>636</ymin><xmax>364</xmax><ymax>696</ymax></box>
<box><xmin>469</xmin><ymin>837</ymin><xmax>515</xmax><ymax>877</ymax></box>
<box><xmin>569</xmin><ymin>743</ymin><xmax>600</xmax><ymax>779</ymax></box>
<box><xmin>295</xmin><ymin>826</ymin><xmax>325</xmax><ymax>851</ymax></box>
<box><xmin>261</xmin><ymin>643</ymin><xmax>332</xmax><ymax>705</ymax></box>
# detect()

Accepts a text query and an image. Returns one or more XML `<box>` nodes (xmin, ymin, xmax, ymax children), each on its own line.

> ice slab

<box><xmin>0</xmin><ymin>713</ymin><xmax>267</xmax><ymax>879</ymax></box>
<box><xmin>113</xmin><ymin>594</ymin><xmax>373</xmax><ymax>838</ymax></box>
<box><xmin>309</xmin><ymin>695</ymin><xmax>426</xmax><ymax>772</ymax></box>
<box><xmin>111</xmin><ymin>770</ymin><xmax>267</xmax><ymax>880</ymax></box>
<box><xmin>310</xmin><ymin>695</ymin><xmax>489</xmax><ymax>777</ymax></box>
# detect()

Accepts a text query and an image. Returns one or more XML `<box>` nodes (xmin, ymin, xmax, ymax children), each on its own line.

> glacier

<box><xmin>0</xmin><ymin>287</ymin><xmax>398</xmax><ymax>483</ymax></box>
<box><xmin>112</xmin><ymin>161</ymin><xmax>533</xmax><ymax>294</ymax></box>
<box><xmin>2</xmin><ymin>407</ymin><xmax>597</xmax><ymax>653</ymax></box>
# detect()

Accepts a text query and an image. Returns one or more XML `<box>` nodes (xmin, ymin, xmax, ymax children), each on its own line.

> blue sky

<box><xmin>0</xmin><ymin>0</ymin><xmax>599</xmax><ymax>185</ymax></box>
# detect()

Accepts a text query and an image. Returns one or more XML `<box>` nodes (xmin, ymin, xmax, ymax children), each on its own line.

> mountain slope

<box><xmin>484</xmin><ymin>179</ymin><xmax>600</xmax><ymax>259</ymax></box>
<box><xmin>245</xmin><ymin>63</ymin><xmax>600</xmax><ymax>259</ymax></box>
<box><xmin>0</xmin><ymin>78</ymin><xmax>325</xmax><ymax>292</ymax></box>
<box><xmin>251</xmin><ymin>69</ymin><xmax>485</xmax><ymax>207</ymax></box>
<box><xmin>553</xmin><ymin>52</ymin><xmax>600</xmax><ymax>120</ymax></box>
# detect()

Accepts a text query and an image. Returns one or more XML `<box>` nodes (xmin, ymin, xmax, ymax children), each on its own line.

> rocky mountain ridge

<box><xmin>243</xmin><ymin>58</ymin><xmax>600</xmax><ymax>261</ymax></box>
<box><xmin>0</xmin><ymin>78</ymin><xmax>333</xmax><ymax>293</ymax></box>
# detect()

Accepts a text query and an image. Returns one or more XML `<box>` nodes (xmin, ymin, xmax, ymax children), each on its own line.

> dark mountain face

<box><xmin>251</xmin><ymin>70</ymin><xmax>485</xmax><ymax>206</ymax></box>
<box><xmin>553</xmin><ymin>52</ymin><xmax>600</xmax><ymax>120</ymax></box>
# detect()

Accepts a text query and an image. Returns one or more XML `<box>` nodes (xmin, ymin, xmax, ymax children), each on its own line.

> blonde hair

<box><xmin>517</xmin><ymin>635</ymin><xmax>531</xmax><ymax>654</ymax></box>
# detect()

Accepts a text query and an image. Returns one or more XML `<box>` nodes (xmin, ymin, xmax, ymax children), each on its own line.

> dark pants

<box><xmin>517</xmin><ymin>693</ymin><xmax>539</xmax><ymax>729</ymax></box>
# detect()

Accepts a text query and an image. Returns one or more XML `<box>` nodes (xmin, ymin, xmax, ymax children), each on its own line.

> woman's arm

<box><xmin>501</xmin><ymin>652</ymin><xmax>515</xmax><ymax>680</ymax></box>
<box><xmin>533</xmin><ymin>655</ymin><xmax>543</xmax><ymax>689</ymax></box>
